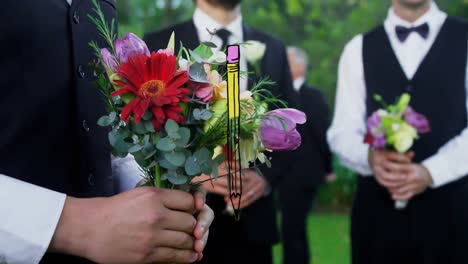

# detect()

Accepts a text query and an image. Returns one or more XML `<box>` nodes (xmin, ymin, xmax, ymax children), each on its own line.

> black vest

<box><xmin>363</xmin><ymin>17</ymin><xmax>468</xmax><ymax>163</ymax></box>
<box><xmin>1</xmin><ymin>0</ymin><xmax>115</xmax><ymax>262</ymax></box>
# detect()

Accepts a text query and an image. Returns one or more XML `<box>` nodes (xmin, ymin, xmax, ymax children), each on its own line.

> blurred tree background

<box><xmin>117</xmin><ymin>0</ymin><xmax>468</xmax><ymax>210</ymax></box>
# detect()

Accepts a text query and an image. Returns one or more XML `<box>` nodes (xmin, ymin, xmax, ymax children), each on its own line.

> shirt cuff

<box><xmin>0</xmin><ymin>175</ymin><xmax>66</xmax><ymax>264</ymax></box>
<box><xmin>423</xmin><ymin>155</ymin><xmax>453</xmax><ymax>188</ymax></box>
<box><xmin>112</xmin><ymin>155</ymin><xmax>143</xmax><ymax>193</ymax></box>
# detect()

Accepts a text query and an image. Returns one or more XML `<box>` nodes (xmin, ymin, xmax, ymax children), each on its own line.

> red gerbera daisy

<box><xmin>111</xmin><ymin>52</ymin><xmax>190</xmax><ymax>131</ymax></box>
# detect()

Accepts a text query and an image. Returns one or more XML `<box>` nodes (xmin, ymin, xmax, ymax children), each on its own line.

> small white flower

<box><xmin>377</xmin><ymin>109</ymin><xmax>389</xmax><ymax>116</ymax></box>
<box><xmin>243</xmin><ymin>40</ymin><xmax>266</xmax><ymax>64</ymax></box>
<box><xmin>392</xmin><ymin>123</ymin><xmax>400</xmax><ymax>131</ymax></box>
<box><xmin>207</xmin><ymin>50</ymin><xmax>227</xmax><ymax>64</ymax></box>
<box><xmin>178</xmin><ymin>58</ymin><xmax>191</xmax><ymax>71</ymax></box>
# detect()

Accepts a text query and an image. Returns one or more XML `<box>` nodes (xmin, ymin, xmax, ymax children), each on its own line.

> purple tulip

<box><xmin>100</xmin><ymin>48</ymin><xmax>118</xmax><ymax>73</ymax></box>
<box><xmin>115</xmin><ymin>33</ymin><xmax>150</xmax><ymax>63</ymax></box>
<box><xmin>260</xmin><ymin>109</ymin><xmax>306</xmax><ymax>151</ymax></box>
<box><xmin>404</xmin><ymin>107</ymin><xmax>430</xmax><ymax>133</ymax></box>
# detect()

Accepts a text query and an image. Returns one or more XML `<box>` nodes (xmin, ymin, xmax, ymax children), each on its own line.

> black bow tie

<box><xmin>395</xmin><ymin>23</ymin><xmax>429</xmax><ymax>42</ymax></box>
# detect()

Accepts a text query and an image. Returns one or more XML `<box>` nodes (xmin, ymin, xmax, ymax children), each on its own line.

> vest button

<box><xmin>73</xmin><ymin>12</ymin><xmax>80</xmax><ymax>24</ymax></box>
<box><xmin>82</xmin><ymin>120</ymin><xmax>90</xmax><ymax>132</ymax></box>
<box><xmin>88</xmin><ymin>173</ymin><xmax>95</xmax><ymax>186</ymax></box>
<box><xmin>78</xmin><ymin>65</ymin><xmax>86</xmax><ymax>79</ymax></box>
<box><xmin>406</xmin><ymin>84</ymin><xmax>413</xmax><ymax>93</ymax></box>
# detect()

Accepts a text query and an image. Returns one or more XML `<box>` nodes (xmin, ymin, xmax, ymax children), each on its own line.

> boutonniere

<box><xmin>243</xmin><ymin>40</ymin><xmax>266</xmax><ymax>74</ymax></box>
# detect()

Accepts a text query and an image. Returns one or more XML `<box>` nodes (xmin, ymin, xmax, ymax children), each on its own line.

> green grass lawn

<box><xmin>273</xmin><ymin>214</ymin><xmax>351</xmax><ymax>264</ymax></box>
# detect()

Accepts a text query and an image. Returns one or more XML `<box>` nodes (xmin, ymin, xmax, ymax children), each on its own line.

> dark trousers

<box><xmin>279</xmin><ymin>185</ymin><xmax>318</xmax><ymax>264</ymax></box>
<box><xmin>351</xmin><ymin>176</ymin><xmax>468</xmax><ymax>264</ymax></box>
<box><xmin>197</xmin><ymin>208</ymin><xmax>273</xmax><ymax>264</ymax></box>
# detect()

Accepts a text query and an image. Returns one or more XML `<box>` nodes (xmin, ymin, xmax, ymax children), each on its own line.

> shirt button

<box><xmin>73</xmin><ymin>12</ymin><xmax>80</xmax><ymax>24</ymax></box>
<box><xmin>88</xmin><ymin>173</ymin><xmax>95</xmax><ymax>186</ymax></box>
<box><xmin>82</xmin><ymin>120</ymin><xmax>90</xmax><ymax>132</ymax></box>
<box><xmin>78</xmin><ymin>65</ymin><xmax>86</xmax><ymax>79</ymax></box>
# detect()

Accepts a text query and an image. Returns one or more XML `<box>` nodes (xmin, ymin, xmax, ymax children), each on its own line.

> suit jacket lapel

<box><xmin>175</xmin><ymin>20</ymin><xmax>200</xmax><ymax>52</ymax></box>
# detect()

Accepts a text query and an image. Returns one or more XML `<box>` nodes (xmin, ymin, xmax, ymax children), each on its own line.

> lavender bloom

<box><xmin>404</xmin><ymin>107</ymin><xmax>430</xmax><ymax>133</ymax></box>
<box><xmin>100</xmin><ymin>48</ymin><xmax>118</xmax><ymax>73</ymax></box>
<box><xmin>260</xmin><ymin>109</ymin><xmax>306</xmax><ymax>151</ymax></box>
<box><xmin>373</xmin><ymin>135</ymin><xmax>387</xmax><ymax>149</ymax></box>
<box><xmin>115</xmin><ymin>33</ymin><xmax>151</xmax><ymax>63</ymax></box>
<box><xmin>367</xmin><ymin>111</ymin><xmax>383</xmax><ymax>137</ymax></box>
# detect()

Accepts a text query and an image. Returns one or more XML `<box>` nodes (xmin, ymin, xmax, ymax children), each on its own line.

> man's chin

<box><xmin>206</xmin><ymin>0</ymin><xmax>241</xmax><ymax>10</ymax></box>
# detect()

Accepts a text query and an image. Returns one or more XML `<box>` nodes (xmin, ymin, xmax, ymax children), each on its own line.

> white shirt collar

<box><xmin>293</xmin><ymin>77</ymin><xmax>305</xmax><ymax>92</ymax></box>
<box><xmin>384</xmin><ymin>1</ymin><xmax>447</xmax><ymax>35</ymax></box>
<box><xmin>193</xmin><ymin>8</ymin><xmax>243</xmax><ymax>43</ymax></box>
<box><xmin>67</xmin><ymin>0</ymin><xmax>72</xmax><ymax>5</ymax></box>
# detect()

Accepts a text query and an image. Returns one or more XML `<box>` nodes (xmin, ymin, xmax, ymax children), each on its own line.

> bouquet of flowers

<box><xmin>87</xmin><ymin>1</ymin><xmax>306</xmax><ymax>207</ymax></box>
<box><xmin>364</xmin><ymin>93</ymin><xmax>430</xmax><ymax>209</ymax></box>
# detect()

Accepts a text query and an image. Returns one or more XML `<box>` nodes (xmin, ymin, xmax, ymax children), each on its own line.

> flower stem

<box><xmin>154</xmin><ymin>163</ymin><xmax>161</xmax><ymax>188</ymax></box>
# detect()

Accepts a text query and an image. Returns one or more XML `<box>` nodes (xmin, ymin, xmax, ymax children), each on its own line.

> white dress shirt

<box><xmin>293</xmin><ymin>77</ymin><xmax>305</xmax><ymax>92</ymax></box>
<box><xmin>193</xmin><ymin>8</ymin><xmax>248</xmax><ymax>92</ymax></box>
<box><xmin>0</xmin><ymin>0</ymin><xmax>142</xmax><ymax>262</ymax></box>
<box><xmin>327</xmin><ymin>2</ymin><xmax>468</xmax><ymax>188</ymax></box>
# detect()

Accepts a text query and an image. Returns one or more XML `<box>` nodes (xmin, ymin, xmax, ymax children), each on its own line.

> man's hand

<box><xmin>50</xmin><ymin>187</ymin><xmax>204</xmax><ymax>263</ymax></box>
<box><xmin>368</xmin><ymin>149</ymin><xmax>414</xmax><ymax>189</ymax></box>
<box><xmin>224</xmin><ymin>169</ymin><xmax>268</xmax><ymax>209</ymax></box>
<box><xmin>192</xmin><ymin>189</ymin><xmax>214</xmax><ymax>261</ymax></box>
<box><xmin>389</xmin><ymin>164</ymin><xmax>433</xmax><ymax>201</ymax></box>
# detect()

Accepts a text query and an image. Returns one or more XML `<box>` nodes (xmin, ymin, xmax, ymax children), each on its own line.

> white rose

<box><xmin>243</xmin><ymin>40</ymin><xmax>266</xmax><ymax>64</ymax></box>
<box><xmin>393</xmin><ymin>123</ymin><xmax>417</xmax><ymax>153</ymax></box>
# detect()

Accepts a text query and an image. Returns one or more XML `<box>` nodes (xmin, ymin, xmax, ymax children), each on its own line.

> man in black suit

<box><xmin>144</xmin><ymin>0</ymin><xmax>295</xmax><ymax>263</ymax></box>
<box><xmin>278</xmin><ymin>46</ymin><xmax>333</xmax><ymax>264</ymax></box>
<box><xmin>0</xmin><ymin>1</ymin><xmax>213</xmax><ymax>263</ymax></box>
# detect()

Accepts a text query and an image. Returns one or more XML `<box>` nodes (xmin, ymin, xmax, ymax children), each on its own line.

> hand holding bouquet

<box><xmin>364</xmin><ymin>93</ymin><xmax>430</xmax><ymax>209</ymax></box>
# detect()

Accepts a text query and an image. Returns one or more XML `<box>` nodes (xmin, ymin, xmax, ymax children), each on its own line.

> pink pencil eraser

<box><xmin>227</xmin><ymin>45</ymin><xmax>240</xmax><ymax>63</ymax></box>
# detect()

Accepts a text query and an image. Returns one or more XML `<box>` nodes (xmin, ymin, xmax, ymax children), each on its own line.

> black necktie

<box><xmin>395</xmin><ymin>23</ymin><xmax>430</xmax><ymax>42</ymax></box>
<box><xmin>215</xmin><ymin>28</ymin><xmax>232</xmax><ymax>51</ymax></box>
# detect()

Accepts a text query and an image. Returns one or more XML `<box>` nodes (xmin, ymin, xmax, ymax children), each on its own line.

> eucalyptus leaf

<box><xmin>97</xmin><ymin>116</ymin><xmax>112</xmax><ymax>127</ymax></box>
<box><xmin>185</xmin><ymin>156</ymin><xmax>202</xmax><ymax>176</ymax></box>
<box><xmin>189</xmin><ymin>63</ymin><xmax>210</xmax><ymax>83</ymax></box>
<box><xmin>142</xmin><ymin>111</ymin><xmax>153</xmax><ymax>121</ymax></box>
<box><xmin>156</xmin><ymin>137</ymin><xmax>176</xmax><ymax>152</ymax></box>
<box><xmin>193</xmin><ymin>109</ymin><xmax>202</xmax><ymax>120</ymax></box>
<box><xmin>143</xmin><ymin>120</ymin><xmax>155</xmax><ymax>132</ymax></box>
<box><xmin>199</xmin><ymin>109</ymin><xmax>212</xmax><ymax>121</ymax></box>
<box><xmin>144</xmin><ymin>149</ymin><xmax>157</xmax><ymax>160</ymax></box>
<box><xmin>167</xmin><ymin>171</ymin><xmax>188</xmax><ymax>185</ymax></box>
<box><xmin>131</xmin><ymin>121</ymin><xmax>147</xmax><ymax>135</ymax></box>
<box><xmin>165</xmin><ymin>152</ymin><xmax>186</xmax><ymax>167</ymax></box>
<box><xmin>160</xmin><ymin>159</ymin><xmax>178</xmax><ymax>170</ymax></box>
<box><xmin>165</xmin><ymin>119</ymin><xmax>179</xmax><ymax>134</ymax></box>
<box><xmin>142</xmin><ymin>135</ymin><xmax>150</xmax><ymax>146</ymax></box>
<box><xmin>109</xmin><ymin>112</ymin><xmax>117</xmax><ymax>122</ymax></box>
<box><xmin>108</xmin><ymin>129</ymin><xmax>131</xmax><ymax>153</ymax></box>
<box><xmin>176</xmin><ymin>128</ymin><xmax>191</xmax><ymax>147</ymax></box>
<box><xmin>128</xmin><ymin>144</ymin><xmax>143</xmax><ymax>153</ymax></box>
<box><xmin>194</xmin><ymin>148</ymin><xmax>211</xmax><ymax>161</ymax></box>
<box><xmin>212</xmin><ymin>165</ymin><xmax>219</xmax><ymax>179</ymax></box>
